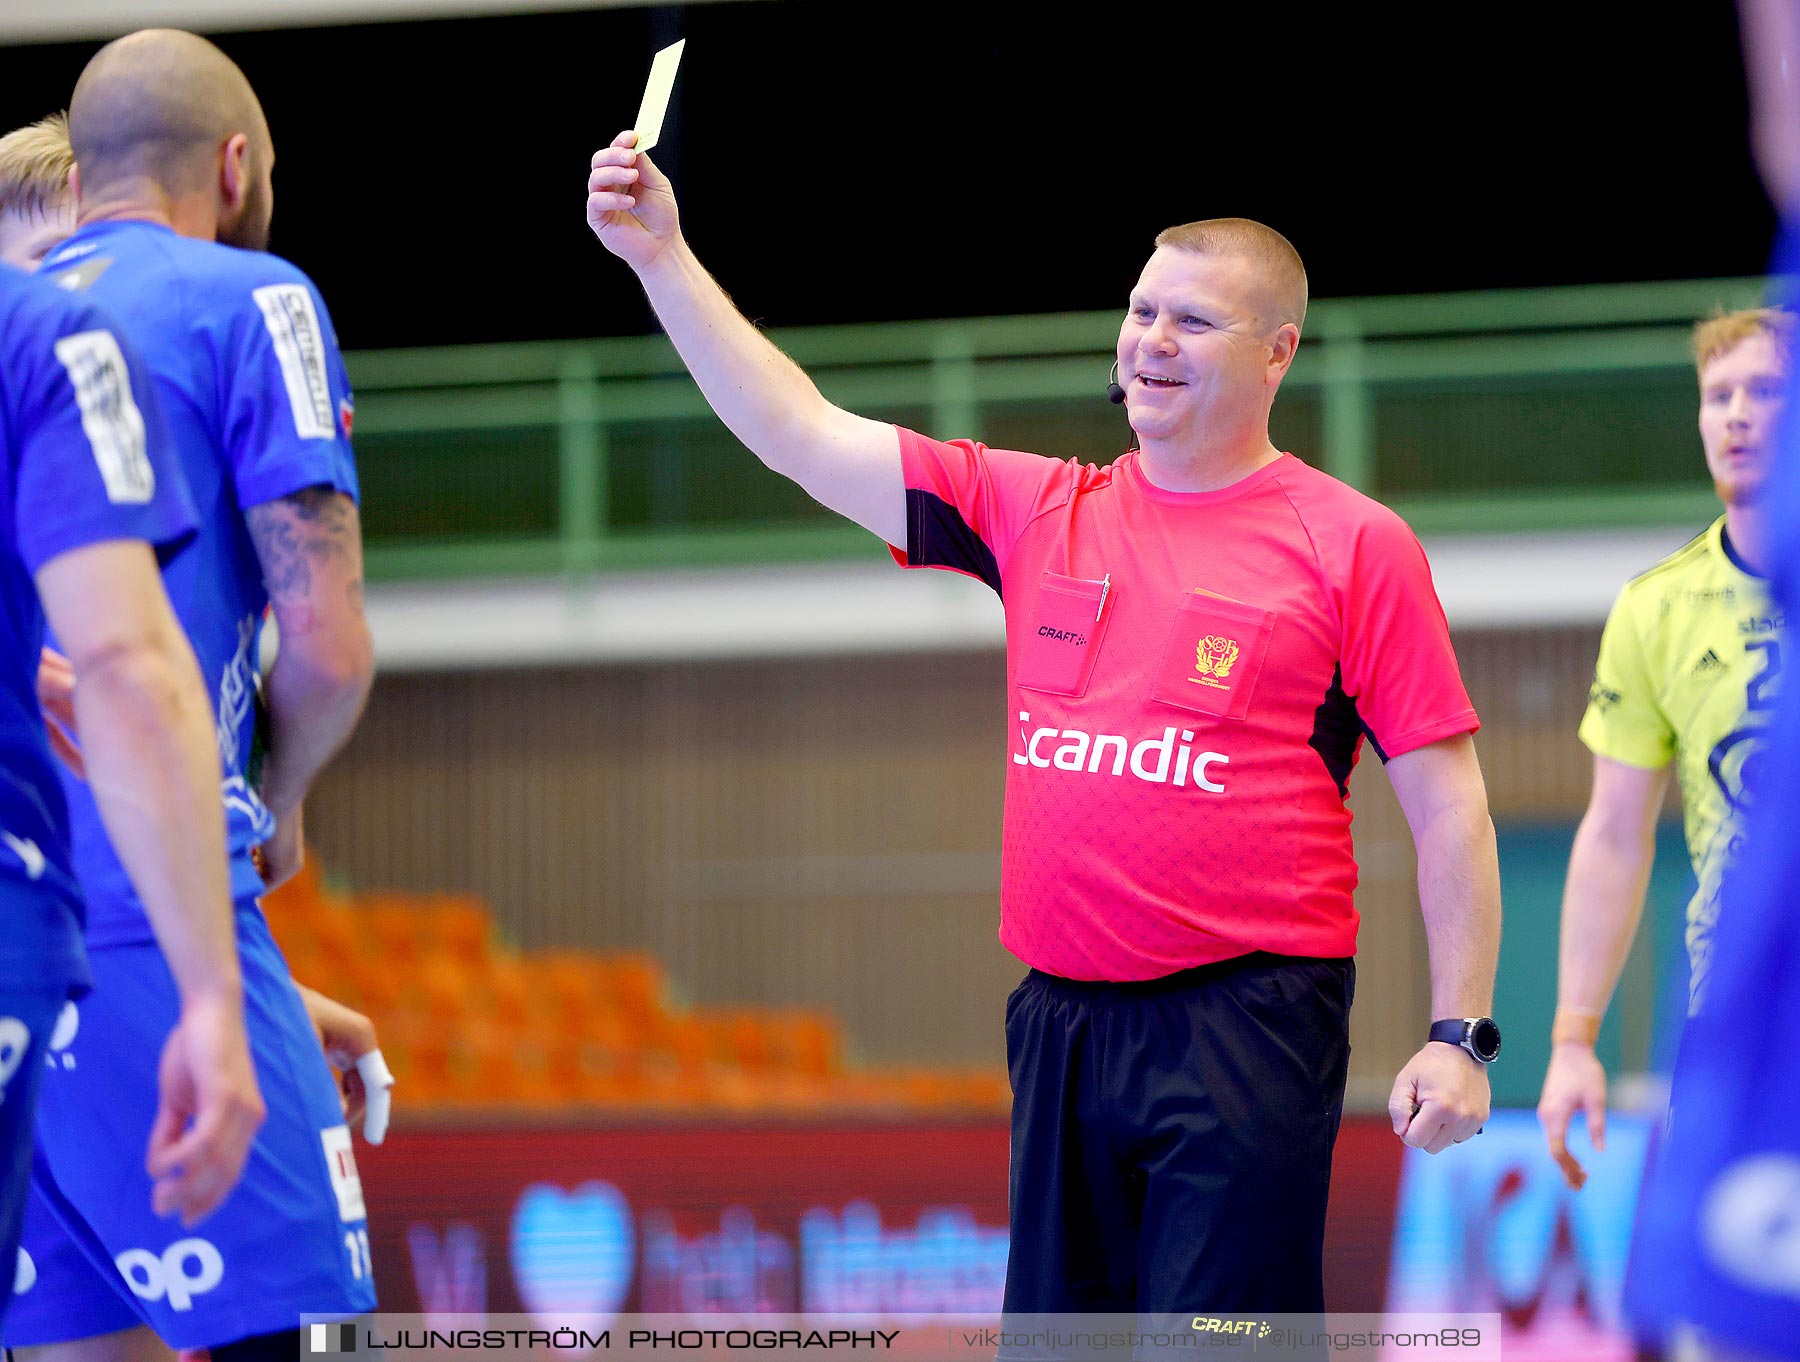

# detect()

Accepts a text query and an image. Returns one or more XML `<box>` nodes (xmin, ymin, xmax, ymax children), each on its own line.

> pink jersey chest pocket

<box><xmin>1016</xmin><ymin>571</ymin><xmax>1115</xmax><ymax>698</ymax></box>
<box><xmin>1150</xmin><ymin>590</ymin><xmax>1277</xmax><ymax>721</ymax></box>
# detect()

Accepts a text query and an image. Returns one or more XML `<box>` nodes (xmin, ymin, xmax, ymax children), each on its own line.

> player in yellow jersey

<box><xmin>1538</xmin><ymin>306</ymin><xmax>1792</xmax><ymax>1191</ymax></box>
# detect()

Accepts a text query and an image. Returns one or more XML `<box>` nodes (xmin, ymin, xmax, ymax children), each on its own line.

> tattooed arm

<box><xmin>245</xmin><ymin>487</ymin><xmax>375</xmax><ymax>874</ymax></box>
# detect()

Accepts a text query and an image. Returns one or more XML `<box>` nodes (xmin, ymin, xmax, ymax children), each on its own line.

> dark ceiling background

<box><xmin>0</xmin><ymin>1</ymin><xmax>1779</xmax><ymax>349</ymax></box>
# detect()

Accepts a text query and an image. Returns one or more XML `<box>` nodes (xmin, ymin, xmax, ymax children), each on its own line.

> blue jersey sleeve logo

<box><xmin>51</xmin><ymin>329</ymin><xmax>154</xmax><ymax>504</ymax></box>
<box><xmin>252</xmin><ymin>284</ymin><xmax>335</xmax><ymax>439</ymax></box>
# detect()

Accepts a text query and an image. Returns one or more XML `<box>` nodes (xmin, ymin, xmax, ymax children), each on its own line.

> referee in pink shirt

<box><xmin>587</xmin><ymin>135</ymin><xmax>1502</xmax><ymax>1317</ymax></box>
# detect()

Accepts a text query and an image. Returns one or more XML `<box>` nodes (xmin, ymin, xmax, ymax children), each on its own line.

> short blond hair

<box><xmin>0</xmin><ymin>112</ymin><xmax>74</xmax><ymax>219</ymax></box>
<box><xmin>1691</xmin><ymin>306</ymin><xmax>1795</xmax><ymax>378</ymax></box>
<box><xmin>1154</xmin><ymin>218</ymin><xmax>1309</xmax><ymax>333</ymax></box>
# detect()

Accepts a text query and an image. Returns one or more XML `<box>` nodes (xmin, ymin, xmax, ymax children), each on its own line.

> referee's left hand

<box><xmin>1389</xmin><ymin>1043</ymin><xmax>1490</xmax><ymax>1154</ymax></box>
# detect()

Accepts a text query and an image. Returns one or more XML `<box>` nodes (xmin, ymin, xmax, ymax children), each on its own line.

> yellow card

<box><xmin>632</xmin><ymin>39</ymin><xmax>686</xmax><ymax>154</ymax></box>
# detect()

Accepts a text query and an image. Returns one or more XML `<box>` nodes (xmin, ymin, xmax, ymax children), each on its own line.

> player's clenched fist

<box><xmin>587</xmin><ymin>131</ymin><xmax>679</xmax><ymax>269</ymax></box>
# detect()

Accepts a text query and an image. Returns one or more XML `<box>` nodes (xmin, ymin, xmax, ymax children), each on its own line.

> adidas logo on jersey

<box><xmin>1692</xmin><ymin>649</ymin><xmax>1727</xmax><ymax>677</ymax></box>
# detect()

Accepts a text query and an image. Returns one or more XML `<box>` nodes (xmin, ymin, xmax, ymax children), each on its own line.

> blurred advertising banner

<box><xmin>356</xmin><ymin>1111</ymin><xmax>1650</xmax><ymax>1358</ymax></box>
<box><xmin>1386</xmin><ymin>1109</ymin><xmax>1656</xmax><ymax>1360</ymax></box>
<box><xmin>360</xmin><ymin>1124</ymin><xmax>1012</xmax><ymax>1322</ymax></box>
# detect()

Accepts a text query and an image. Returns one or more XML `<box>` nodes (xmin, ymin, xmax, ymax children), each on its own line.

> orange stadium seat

<box><xmin>544</xmin><ymin>1027</ymin><xmax>645</xmax><ymax>1107</ymax></box>
<box><xmin>275</xmin><ymin>936</ymin><xmax>324</xmax><ymax>989</ymax></box>
<box><xmin>718</xmin><ymin>1011</ymin><xmax>776</xmax><ymax>1070</ymax></box>
<box><xmin>600</xmin><ymin>953</ymin><xmax>666</xmax><ymax>1016</ymax></box>
<box><xmin>409</xmin><ymin>952</ymin><xmax>478</xmax><ymax>1022</ymax></box>
<box><xmin>252</xmin><ymin>854</ymin><xmax>1014</xmax><ymax>1117</ymax></box>
<box><xmin>380</xmin><ymin>1013</ymin><xmax>455</xmax><ymax>1108</ymax></box>
<box><xmin>468</xmin><ymin>1021</ymin><xmax>571</xmax><ymax>1111</ymax></box>
<box><xmin>296</xmin><ymin>900</ymin><xmax>360</xmax><ymax>968</ymax></box>
<box><xmin>363</xmin><ymin>894</ymin><xmax>426</xmax><ymax>958</ymax></box>
<box><xmin>598</xmin><ymin>954</ymin><xmax>675</xmax><ymax>1049</ymax></box>
<box><xmin>766</xmin><ymin>1010</ymin><xmax>843</xmax><ymax>1077</ymax></box>
<box><xmin>656</xmin><ymin>1014</ymin><xmax>712</xmax><ymax>1077</ymax></box>
<box><xmin>537</xmin><ymin>952</ymin><xmax>608</xmax><ymax>1012</ymax></box>
<box><xmin>476</xmin><ymin>956</ymin><xmax>538</xmax><ymax>1031</ymax></box>
<box><xmin>340</xmin><ymin>952</ymin><xmax>401</xmax><ymax>1014</ymax></box>
<box><xmin>419</xmin><ymin>895</ymin><xmax>493</xmax><ymax>968</ymax></box>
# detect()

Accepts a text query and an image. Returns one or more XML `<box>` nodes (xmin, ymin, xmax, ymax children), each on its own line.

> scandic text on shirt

<box><xmin>1013</xmin><ymin>713</ymin><xmax>1229</xmax><ymax>793</ymax></box>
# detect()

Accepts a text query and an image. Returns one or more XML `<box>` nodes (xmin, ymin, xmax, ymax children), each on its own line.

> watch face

<box><xmin>1471</xmin><ymin>1018</ymin><xmax>1502</xmax><ymax>1063</ymax></box>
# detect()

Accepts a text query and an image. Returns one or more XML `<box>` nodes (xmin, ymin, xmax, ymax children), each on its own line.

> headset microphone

<box><xmin>1106</xmin><ymin>360</ymin><xmax>1126</xmax><ymax>405</ymax></box>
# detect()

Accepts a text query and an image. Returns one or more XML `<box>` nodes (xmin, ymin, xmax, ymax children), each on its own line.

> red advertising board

<box><xmin>357</xmin><ymin>1117</ymin><xmax>1403</xmax><ymax>1321</ymax></box>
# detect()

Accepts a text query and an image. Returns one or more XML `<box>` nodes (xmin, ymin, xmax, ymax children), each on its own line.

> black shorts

<box><xmin>1002</xmin><ymin>951</ymin><xmax>1354</xmax><ymax>1315</ymax></box>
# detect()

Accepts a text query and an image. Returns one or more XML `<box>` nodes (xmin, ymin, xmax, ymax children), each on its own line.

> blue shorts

<box><xmin>4</xmin><ymin>904</ymin><xmax>376</xmax><ymax>1347</ymax></box>
<box><xmin>0</xmin><ymin>974</ymin><xmax>74</xmax><ymax>1333</ymax></box>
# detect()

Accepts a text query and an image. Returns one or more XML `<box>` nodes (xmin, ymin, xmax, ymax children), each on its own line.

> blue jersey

<box><xmin>0</xmin><ymin>263</ymin><xmax>195</xmax><ymax>988</ymax></box>
<box><xmin>1625</xmin><ymin>240</ymin><xmax>1800</xmax><ymax>1354</ymax></box>
<box><xmin>40</xmin><ymin>223</ymin><xmax>360</xmax><ymax>946</ymax></box>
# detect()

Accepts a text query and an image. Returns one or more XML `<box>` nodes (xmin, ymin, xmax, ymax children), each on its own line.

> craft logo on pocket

<box><xmin>1037</xmin><ymin>625</ymin><xmax>1087</xmax><ymax>647</ymax></box>
<box><xmin>1190</xmin><ymin>634</ymin><xmax>1240</xmax><ymax>688</ymax></box>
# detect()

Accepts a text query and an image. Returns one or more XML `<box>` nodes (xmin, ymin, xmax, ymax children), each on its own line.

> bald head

<box><xmin>70</xmin><ymin>29</ymin><xmax>269</xmax><ymax>210</ymax></box>
<box><xmin>1153</xmin><ymin>219</ymin><xmax>1308</xmax><ymax>336</ymax></box>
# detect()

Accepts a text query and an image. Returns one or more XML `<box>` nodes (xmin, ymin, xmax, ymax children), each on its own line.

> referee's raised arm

<box><xmin>587</xmin><ymin>132</ymin><xmax>905</xmax><ymax>549</ymax></box>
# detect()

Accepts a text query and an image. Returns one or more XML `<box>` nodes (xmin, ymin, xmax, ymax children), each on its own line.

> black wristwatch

<box><xmin>1428</xmin><ymin>1016</ymin><xmax>1502</xmax><ymax>1065</ymax></box>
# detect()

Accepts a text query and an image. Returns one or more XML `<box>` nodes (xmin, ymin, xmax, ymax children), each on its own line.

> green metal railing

<box><xmin>347</xmin><ymin>276</ymin><xmax>1773</xmax><ymax>582</ymax></box>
